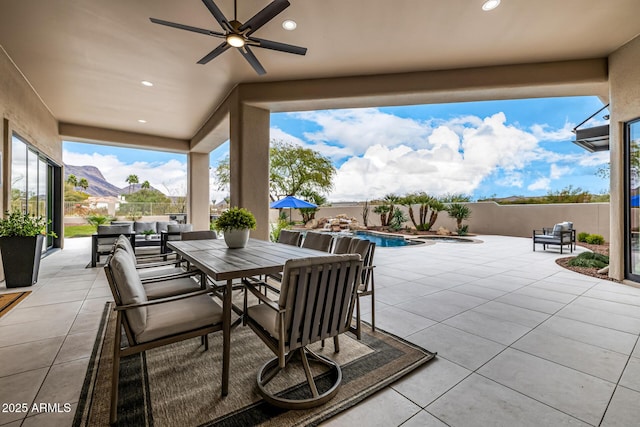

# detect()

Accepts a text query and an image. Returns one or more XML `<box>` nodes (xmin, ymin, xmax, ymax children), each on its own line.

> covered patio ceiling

<box><xmin>0</xmin><ymin>0</ymin><xmax>639</xmax><ymax>145</ymax></box>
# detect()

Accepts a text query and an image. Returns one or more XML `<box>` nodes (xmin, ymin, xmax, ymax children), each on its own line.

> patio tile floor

<box><xmin>1</xmin><ymin>235</ymin><xmax>640</xmax><ymax>426</ymax></box>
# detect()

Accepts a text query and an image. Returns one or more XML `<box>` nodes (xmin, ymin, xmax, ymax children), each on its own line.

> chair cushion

<box><xmin>98</xmin><ymin>224</ymin><xmax>133</xmax><ymax>234</ymax></box>
<box><xmin>156</xmin><ymin>220</ymin><xmax>177</xmax><ymax>233</ymax></box>
<box><xmin>135</xmin><ymin>221</ymin><xmax>157</xmax><ymax>234</ymax></box>
<box><xmin>246</xmin><ymin>303</ymin><xmax>279</xmax><ymax>338</ymax></box>
<box><xmin>278</xmin><ymin>230</ymin><xmax>301</xmax><ymax>246</ymax></box>
<box><xmin>137</xmin><ymin>295</ymin><xmax>223</xmax><ymax>343</ymax></box>
<box><xmin>110</xmin><ymin>249</ymin><xmax>148</xmax><ymax>337</ymax></box>
<box><xmin>142</xmin><ymin>276</ymin><xmax>200</xmax><ymax>299</ymax></box>
<box><xmin>115</xmin><ymin>235</ymin><xmax>137</xmax><ymax>264</ymax></box>
<box><xmin>167</xmin><ymin>224</ymin><xmax>193</xmax><ymax>233</ymax></box>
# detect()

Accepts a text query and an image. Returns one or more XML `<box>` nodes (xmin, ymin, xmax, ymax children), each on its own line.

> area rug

<box><xmin>0</xmin><ymin>291</ymin><xmax>31</xmax><ymax>318</ymax></box>
<box><xmin>73</xmin><ymin>303</ymin><xmax>435</xmax><ymax>426</ymax></box>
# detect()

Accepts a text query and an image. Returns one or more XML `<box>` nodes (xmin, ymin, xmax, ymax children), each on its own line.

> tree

<box><xmin>372</xmin><ymin>205</ymin><xmax>390</xmax><ymax>227</ymax></box>
<box><xmin>141</xmin><ymin>180</ymin><xmax>150</xmax><ymax>189</ymax></box>
<box><xmin>214</xmin><ymin>141</ymin><xmax>336</xmax><ymax>201</ymax></box>
<box><xmin>427</xmin><ymin>198</ymin><xmax>446</xmax><ymax>231</ymax></box>
<box><xmin>447</xmin><ymin>203</ymin><xmax>472</xmax><ymax>232</ymax></box>
<box><xmin>78</xmin><ymin>178</ymin><xmax>89</xmax><ymax>191</ymax></box>
<box><xmin>297</xmin><ymin>190</ymin><xmax>327</xmax><ymax>223</ymax></box>
<box><xmin>123</xmin><ymin>189</ymin><xmax>170</xmax><ymax>204</ymax></box>
<box><xmin>66</xmin><ymin>174</ymin><xmax>78</xmax><ymax>188</ymax></box>
<box><xmin>400</xmin><ymin>194</ymin><xmax>418</xmax><ymax>228</ymax></box>
<box><xmin>382</xmin><ymin>194</ymin><xmax>401</xmax><ymax>226</ymax></box>
<box><xmin>125</xmin><ymin>174</ymin><xmax>139</xmax><ymax>194</ymax></box>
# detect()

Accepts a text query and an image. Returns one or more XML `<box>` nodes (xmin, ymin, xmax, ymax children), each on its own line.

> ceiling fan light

<box><xmin>282</xmin><ymin>19</ymin><xmax>297</xmax><ymax>30</ymax></box>
<box><xmin>482</xmin><ymin>0</ymin><xmax>501</xmax><ymax>11</ymax></box>
<box><xmin>226</xmin><ymin>33</ymin><xmax>245</xmax><ymax>47</ymax></box>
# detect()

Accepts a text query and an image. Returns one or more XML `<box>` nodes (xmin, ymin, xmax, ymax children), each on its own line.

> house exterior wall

<box><xmin>0</xmin><ymin>47</ymin><xmax>62</xmax><ymax>281</ymax></box>
<box><xmin>608</xmin><ymin>34</ymin><xmax>640</xmax><ymax>280</ymax></box>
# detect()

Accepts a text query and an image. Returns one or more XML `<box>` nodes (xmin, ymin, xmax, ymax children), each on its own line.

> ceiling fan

<box><xmin>150</xmin><ymin>0</ymin><xmax>307</xmax><ymax>75</ymax></box>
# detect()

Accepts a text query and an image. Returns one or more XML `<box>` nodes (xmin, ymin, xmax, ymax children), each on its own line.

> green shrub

<box><xmin>269</xmin><ymin>219</ymin><xmax>289</xmax><ymax>242</ymax></box>
<box><xmin>212</xmin><ymin>207</ymin><xmax>257</xmax><ymax>232</ymax></box>
<box><xmin>85</xmin><ymin>213</ymin><xmax>113</xmax><ymax>229</ymax></box>
<box><xmin>577</xmin><ymin>232</ymin><xmax>589</xmax><ymax>242</ymax></box>
<box><xmin>585</xmin><ymin>234</ymin><xmax>605</xmax><ymax>245</ymax></box>
<box><xmin>568</xmin><ymin>252</ymin><xmax>609</xmax><ymax>269</ymax></box>
<box><xmin>0</xmin><ymin>211</ymin><xmax>56</xmax><ymax>237</ymax></box>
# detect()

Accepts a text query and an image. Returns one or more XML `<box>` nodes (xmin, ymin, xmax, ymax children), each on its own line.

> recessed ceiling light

<box><xmin>482</xmin><ymin>0</ymin><xmax>501</xmax><ymax>11</ymax></box>
<box><xmin>282</xmin><ymin>20</ymin><xmax>297</xmax><ymax>31</ymax></box>
<box><xmin>141</xmin><ymin>80</ymin><xmax>153</xmax><ymax>87</ymax></box>
<box><xmin>138</xmin><ymin>119</ymin><xmax>147</xmax><ymax>123</ymax></box>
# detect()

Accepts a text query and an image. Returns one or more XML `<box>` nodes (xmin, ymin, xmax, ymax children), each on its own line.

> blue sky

<box><xmin>63</xmin><ymin>95</ymin><xmax>609</xmax><ymax>202</ymax></box>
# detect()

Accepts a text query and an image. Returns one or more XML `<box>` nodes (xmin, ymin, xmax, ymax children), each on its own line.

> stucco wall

<box><xmin>0</xmin><ymin>47</ymin><xmax>61</xmax><ymax>281</ymax></box>
<box><xmin>608</xmin><ymin>34</ymin><xmax>640</xmax><ymax>280</ymax></box>
<box><xmin>273</xmin><ymin>202</ymin><xmax>610</xmax><ymax>241</ymax></box>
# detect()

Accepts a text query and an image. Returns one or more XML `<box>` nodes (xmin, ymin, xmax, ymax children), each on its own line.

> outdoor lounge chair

<box><xmin>242</xmin><ymin>254</ymin><xmax>362</xmax><ymax>409</ymax></box>
<box><xmin>104</xmin><ymin>248</ymin><xmax>224</xmax><ymax>424</ymax></box>
<box><xmin>160</xmin><ymin>223</ymin><xmax>194</xmax><ymax>255</ymax></box>
<box><xmin>533</xmin><ymin>221</ymin><xmax>576</xmax><ymax>254</ymax></box>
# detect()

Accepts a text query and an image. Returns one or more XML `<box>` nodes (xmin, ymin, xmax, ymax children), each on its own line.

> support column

<box><xmin>229</xmin><ymin>103</ymin><xmax>270</xmax><ymax>240</ymax></box>
<box><xmin>187</xmin><ymin>152</ymin><xmax>210</xmax><ymax>230</ymax></box>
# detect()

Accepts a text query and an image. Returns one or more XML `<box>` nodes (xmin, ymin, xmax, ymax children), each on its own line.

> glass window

<box><xmin>627</xmin><ymin>119</ymin><xmax>640</xmax><ymax>278</ymax></box>
<box><xmin>11</xmin><ymin>136</ymin><xmax>27</xmax><ymax>212</ymax></box>
<box><xmin>27</xmin><ymin>149</ymin><xmax>38</xmax><ymax>214</ymax></box>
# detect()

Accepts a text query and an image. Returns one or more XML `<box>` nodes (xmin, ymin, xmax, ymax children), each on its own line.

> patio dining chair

<box><xmin>300</xmin><ymin>232</ymin><xmax>333</xmax><ymax>252</ymax></box>
<box><xmin>277</xmin><ymin>229</ymin><xmax>302</xmax><ymax>246</ymax></box>
<box><xmin>242</xmin><ymin>254</ymin><xmax>362</xmax><ymax>409</ymax></box>
<box><xmin>104</xmin><ymin>248</ymin><xmax>224</xmax><ymax>424</ymax></box>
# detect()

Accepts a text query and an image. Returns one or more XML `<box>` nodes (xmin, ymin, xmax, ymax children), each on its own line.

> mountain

<box><xmin>64</xmin><ymin>165</ymin><xmax>164</xmax><ymax>197</ymax></box>
<box><xmin>64</xmin><ymin>164</ymin><xmax>122</xmax><ymax>197</ymax></box>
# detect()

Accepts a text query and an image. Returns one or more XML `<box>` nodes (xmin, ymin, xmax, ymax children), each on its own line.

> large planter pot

<box><xmin>223</xmin><ymin>229</ymin><xmax>250</xmax><ymax>248</ymax></box>
<box><xmin>0</xmin><ymin>235</ymin><xmax>45</xmax><ymax>288</ymax></box>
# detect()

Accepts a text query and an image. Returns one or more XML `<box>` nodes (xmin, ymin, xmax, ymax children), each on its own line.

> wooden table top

<box><xmin>168</xmin><ymin>238</ymin><xmax>328</xmax><ymax>281</ymax></box>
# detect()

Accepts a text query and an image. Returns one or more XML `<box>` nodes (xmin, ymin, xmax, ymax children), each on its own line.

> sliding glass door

<box><xmin>10</xmin><ymin>134</ymin><xmax>56</xmax><ymax>250</ymax></box>
<box><xmin>626</xmin><ymin>118</ymin><xmax>640</xmax><ymax>281</ymax></box>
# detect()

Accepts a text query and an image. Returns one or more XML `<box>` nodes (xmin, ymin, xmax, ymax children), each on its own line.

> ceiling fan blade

<box><xmin>202</xmin><ymin>0</ymin><xmax>232</xmax><ymax>31</ymax></box>
<box><xmin>239</xmin><ymin>0</ymin><xmax>290</xmax><ymax>35</ymax></box>
<box><xmin>238</xmin><ymin>46</ymin><xmax>266</xmax><ymax>75</ymax></box>
<box><xmin>150</xmin><ymin>18</ymin><xmax>225</xmax><ymax>38</ymax></box>
<box><xmin>197</xmin><ymin>42</ymin><xmax>231</xmax><ymax>64</ymax></box>
<box><xmin>249</xmin><ymin>37</ymin><xmax>307</xmax><ymax>55</ymax></box>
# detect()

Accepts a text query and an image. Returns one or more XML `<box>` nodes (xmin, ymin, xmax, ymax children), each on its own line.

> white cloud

<box><xmin>62</xmin><ymin>150</ymin><xmax>187</xmax><ymax>195</ymax></box>
<box><xmin>550</xmin><ymin>163</ymin><xmax>572</xmax><ymax>179</ymax></box>
<box><xmin>495</xmin><ymin>172</ymin><xmax>524</xmax><ymax>188</ymax></box>
<box><xmin>528</xmin><ymin>177</ymin><xmax>551</xmax><ymax>191</ymax></box>
<box><xmin>530</xmin><ymin>121</ymin><xmax>575</xmax><ymax>141</ymax></box>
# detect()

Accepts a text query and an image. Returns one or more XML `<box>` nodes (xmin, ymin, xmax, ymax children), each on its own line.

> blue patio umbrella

<box><xmin>632</xmin><ymin>194</ymin><xmax>640</xmax><ymax>208</ymax></box>
<box><xmin>270</xmin><ymin>196</ymin><xmax>317</xmax><ymax>222</ymax></box>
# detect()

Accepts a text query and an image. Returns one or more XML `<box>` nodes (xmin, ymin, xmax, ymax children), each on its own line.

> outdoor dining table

<box><xmin>167</xmin><ymin>237</ymin><xmax>330</xmax><ymax>396</ymax></box>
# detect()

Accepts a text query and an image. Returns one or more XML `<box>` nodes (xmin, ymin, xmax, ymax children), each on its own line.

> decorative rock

<box><xmin>436</xmin><ymin>227</ymin><xmax>452</xmax><ymax>236</ymax></box>
<box><xmin>305</xmin><ymin>219</ymin><xmax>318</xmax><ymax>229</ymax></box>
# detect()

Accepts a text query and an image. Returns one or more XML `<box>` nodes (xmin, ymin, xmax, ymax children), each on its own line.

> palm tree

<box><xmin>141</xmin><ymin>180</ymin><xmax>150</xmax><ymax>189</ymax></box>
<box><xmin>400</xmin><ymin>194</ymin><xmax>418</xmax><ymax>229</ymax></box>
<box><xmin>383</xmin><ymin>193</ymin><xmax>401</xmax><ymax>226</ymax></box>
<box><xmin>372</xmin><ymin>205</ymin><xmax>390</xmax><ymax>227</ymax></box>
<box><xmin>126</xmin><ymin>174</ymin><xmax>139</xmax><ymax>194</ymax></box>
<box><xmin>447</xmin><ymin>203</ymin><xmax>472</xmax><ymax>232</ymax></box>
<box><xmin>66</xmin><ymin>174</ymin><xmax>78</xmax><ymax>189</ymax></box>
<box><xmin>413</xmin><ymin>192</ymin><xmax>432</xmax><ymax>230</ymax></box>
<box><xmin>427</xmin><ymin>198</ymin><xmax>446</xmax><ymax>231</ymax></box>
<box><xmin>78</xmin><ymin>178</ymin><xmax>89</xmax><ymax>191</ymax></box>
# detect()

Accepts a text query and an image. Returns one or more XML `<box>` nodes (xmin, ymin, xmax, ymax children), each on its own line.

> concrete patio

<box><xmin>1</xmin><ymin>235</ymin><xmax>640</xmax><ymax>426</ymax></box>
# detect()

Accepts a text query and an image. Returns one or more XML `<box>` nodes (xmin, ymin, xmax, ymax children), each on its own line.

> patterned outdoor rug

<box><xmin>74</xmin><ymin>303</ymin><xmax>435</xmax><ymax>426</ymax></box>
<box><xmin>0</xmin><ymin>291</ymin><xmax>31</xmax><ymax>318</ymax></box>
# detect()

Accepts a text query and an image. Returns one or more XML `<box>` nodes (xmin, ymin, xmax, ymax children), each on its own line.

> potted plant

<box><xmin>0</xmin><ymin>211</ymin><xmax>56</xmax><ymax>288</ymax></box>
<box><xmin>141</xmin><ymin>229</ymin><xmax>155</xmax><ymax>240</ymax></box>
<box><xmin>212</xmin><ymin>207</ymin><xmax>256</xmax><ymax>248</ymax></box>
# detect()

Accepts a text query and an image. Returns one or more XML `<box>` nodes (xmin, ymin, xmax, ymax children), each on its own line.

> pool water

<box><xmin>352</xmin><ymin>231</ymin><xmax>418</xmax><ymax>247</ymax></box>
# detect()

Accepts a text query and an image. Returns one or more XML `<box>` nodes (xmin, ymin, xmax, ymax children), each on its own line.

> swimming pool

<box><xmin>352</xmin><ymin>231</ymin><xmax>421</xmax><ymax>247</ymax></box>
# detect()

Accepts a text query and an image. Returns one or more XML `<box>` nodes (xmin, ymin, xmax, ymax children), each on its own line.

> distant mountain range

<box><xmin>64</xmin><ymin>164</ymin><xmax>161</xmax><ymax>197</ymax></box>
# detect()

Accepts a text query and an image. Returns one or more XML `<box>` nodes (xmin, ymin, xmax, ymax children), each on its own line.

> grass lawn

<box><xmin>64</xmin><ymin>225</ymin><xmax>96</xmax><ymax>238</ymax></box>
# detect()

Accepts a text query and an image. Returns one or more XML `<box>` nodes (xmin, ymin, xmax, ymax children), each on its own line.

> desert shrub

<box><xmin>585</xmin><ymin>234</ymin><xmax>605</xmax><ymax>245</ymax></box>
<box><xmin>568</xmin><ymin>252</ymin><xmax>609</xmax><ymax>269</ymax></box>
<box><xmin>388</xmin><ymin>207</ymin><xmax>408</xmax><ymax>231</ymax></box>
<box><xmin>458</xmin><ymin>224</ymin><xmax>469</xmax><ymax>236</ymax></box>
<box><xmin>577</xmin><ymin>232</ymin><xmax>590</xmax><ymax>242</ymax></box>
<box><xmin>269</xmin><ymin>219</ymin><xmax>289</xmax><ymax>242</ymax></box>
